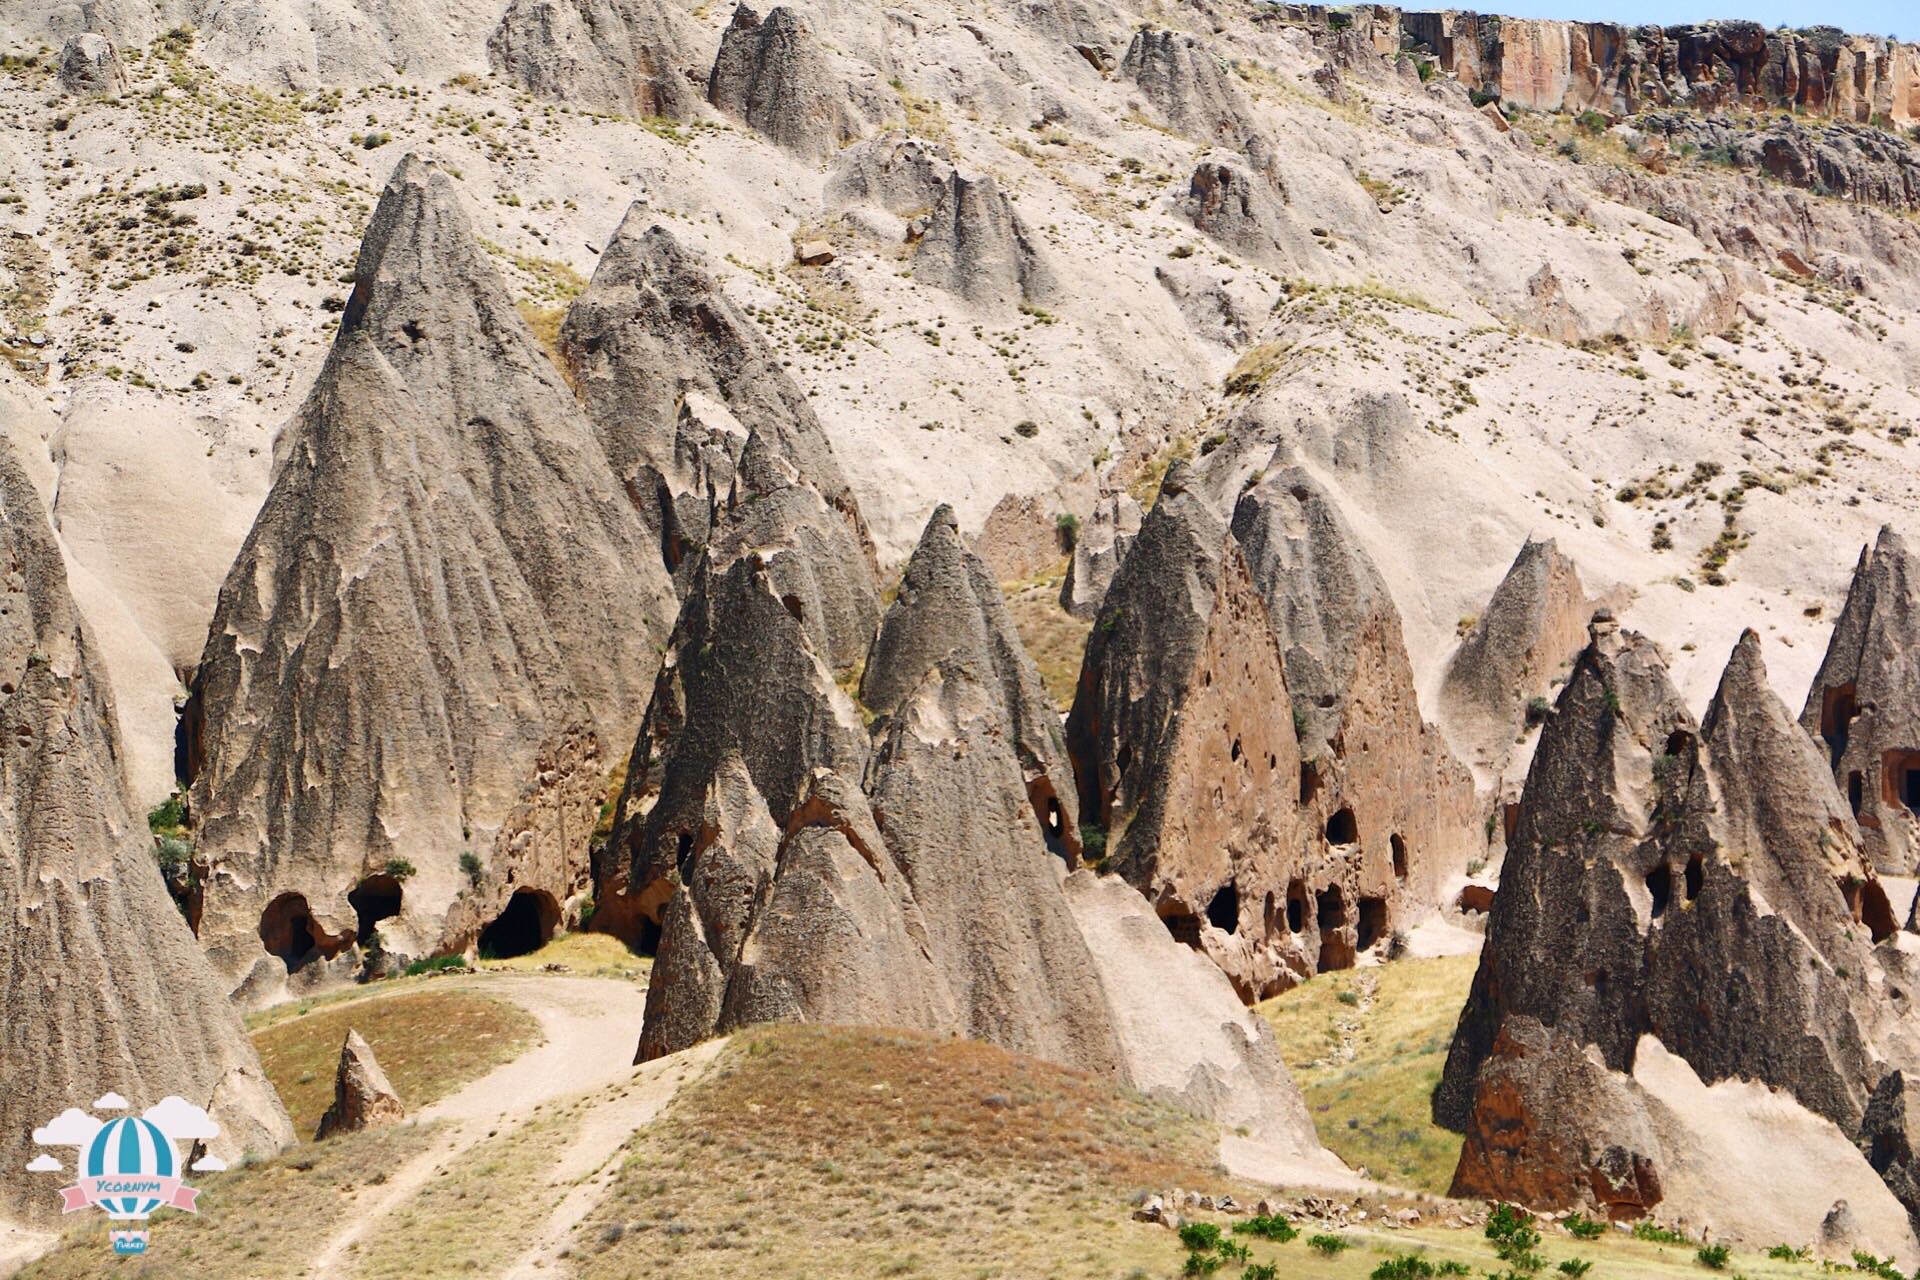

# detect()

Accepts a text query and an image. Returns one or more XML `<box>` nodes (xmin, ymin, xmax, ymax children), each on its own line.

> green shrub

<box><xmin>1245</xmin><ymin>1266</ymin><xmax>1278</xmax><ymax>1280</ymax></box>
<box><xmin>459</xmin><ymin>850</ymin><xmax>483</xmax><ymax>886</ymax></box>
<box><xmin>147</xmin><ymin>793</ymin><xmax>187</xmax><ymax>832</ymax></box>
<box><xmin>1079</xmin><ymin>824</ymin><xmax>1107</xmax><ymax>863</ymax></box>
<box><xmin>1696</xmin><ymin>1244</ymin><xmax>1731</xmax><ymax>1270</ymax></box>
<box><xmin>1853</xmin><ymin>1251</ymin><xmax>1904</xmax><ymax>1280</ymax></box>
<box><xmin>1559</xmin><ymin>1261</ymin><xmax>1593</xmax><ymax>1278</ymax></box>
<box><xmin>1374</xmin><ymin>1254</ymin><xmax>1437</xmax><ymax>1280</ymax></box>
<box><xmin>1632</xmin><ymin>1222</ymin><xmax>1687</xmax><ymax>1244</ymax></box>
<box><xmin>1768</xmin><ymin>1245</ymin><xmax>1808</xmax><ymax>1263</ymax></box>
<box><xmin>1182</xmin><ymin>1251</ymin><xmax>1222</xmax><ymax>1276</ymax></box>
<box><xmin>1234</xmin><ymin>1214</ymin><xmax>1298</xmax><ymax>1243</ymax></box>
<box><xmin>1179</xmin><ymin>1223</ymin><xmax>1222</xmax><ymax>1251</ymax></box>
<box><xmin>1308</xmin><ymin>1234</ymin><xmax>1351</xmax><ymax>1257</ymax></box>
<box><xmin>1565</xmin><ymin>1215</ymin><xmax>1605</xmax><ymax>1241</ymax></box>
<box><xmin>385</xmin><ymin>857</ymin><xmax>417</xmax><ymax>880</ymax></box>
<box><xmin>154</xmin><ymin>834</ymin><xmax>194</xmax><ymax>873</ymax></box>
<box><xmin>1337</xmin><ymin>989</ymin><xmax>1362</xmax><ymax>1007</ymax></box>
<box><xmin>403</xmin><ymin>954</ymin><xmax>467</xmax><ymax>977</ymax></box>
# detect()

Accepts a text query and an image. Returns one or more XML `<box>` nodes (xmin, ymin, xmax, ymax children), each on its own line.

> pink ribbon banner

<box><xmin>58</xmin><ymin>1177</ymin><xmax>198</xmax><ymax>1214</ymax></box>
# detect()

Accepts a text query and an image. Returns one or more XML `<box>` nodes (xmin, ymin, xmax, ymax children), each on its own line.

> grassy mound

<box><xmin>251</xmin><ymin>988</ymin><xmax>542</xmax><ymax>1135</ymax></box>
<box><xmin>1257</xmin><ymin>954</ymin><xmax>1478</xmax><ymax>1194</ymax></box>
<box><xmin>566</xmin><ymin>1024</ymin><xmax>1217</xmax><ymax>1279</ymax></box>
<box><xmin>481</xmin><ymin>930</ymin><xmax>651</xmax><ymax>980</ymax></box>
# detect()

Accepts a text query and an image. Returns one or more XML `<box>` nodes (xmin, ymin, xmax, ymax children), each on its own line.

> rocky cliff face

<box><xmin>0</xmin><ymin>430</ymin><xmax>291</xmax><ymax>1223</ymax></box>
<box><xmin>489</xmin><ymin>0</ymin><xmax>711</xmax><ymax>119</ymax></box>
<box><xmin>185</xmin><ymin>156</ymin><xmax>677</xmax><ymax>1007</ymax></box>
<box><xmin>1437</xmin><ymin>618</ymin><xmax>1920</xmax><ymax>1243</ymax></box>
<box><xmin>911</xmin><ymin>171</ymin><xmax>1057</xmax><ymax>311</ymax></box>
<box><xmin>1801</xmin><ymin>526</ymin><xmax>1920</xmax><ymax>876</ymax></box>
<box><xmin>707</xmin><ymin>4</ymin><xmax>870</xmax><ymax>162</ymax></box>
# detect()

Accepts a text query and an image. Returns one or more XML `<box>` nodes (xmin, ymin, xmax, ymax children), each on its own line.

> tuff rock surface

<box><xmin>911</xmin><ymin>171</ymin><xmax>1056</xmax><ymax>311</ymax></box>
<box><xmin>707</xmin><ymin>4</ymin><xmax>867</xmax><ymax>162</ymax></box>
<box><xmin>1059</xmin><ymin>491</ymin><xmax>1140</xmax><ymax>619</ymax></box>
<box><xmin>488</xmin><ymin>0</ymin><xmax>710</xmax><ymax>119</ymax></box>
<box><xmin>56</xmin><ymin>32</ymin><xmax>126</xmax><ymax>95</ymax></box>
<box><xmin>1802</xmin><ymin>527</ymin><xmax>1920</xmax><ymax>875</ymax></box>
<box><xmin>185</xmin><ymin>156</ymin><xmax>677</xmax><ymax>1007</ymax></box>
<box><xmin>0</xmin><ymin>429</ymin><xmax>291</xmax><ymax>1224</ymax></box>
<box><xmin>313</xmin><ymin>1029</ymin><xmax>405</xmax><ymax>1140</ymax></box>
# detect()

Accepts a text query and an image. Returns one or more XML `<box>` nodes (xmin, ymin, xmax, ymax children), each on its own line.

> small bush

<box><xmin>1055</xmin><ymin>511</ymin><xmax>1081</xmax><ymax>549</ymax></box>
<box><xmin>1179</xmin><ymin>1223</ymin><xmax>1222</xmax><ymax>1251</ymax></box>
<box><xmin>1245</xmin><ymin>1266</ymin><xmax>1278</xmax><ymax>1280</ymax></box>
<box><xmin>1309</xmin><ymin>1234</ymin><xmax>1352</xmax><ymax>1257</ymax></box>
<box><xmin>154</xmin><ymin>834</ymin><xmax>194</xmax><ymax>873</ymax></box>
<box><xmin>1014</xmin><ymin>419</ymin><xmax>1039</xmax><ymax>438</ymax></box>
<box><xmin>1079</xmin><ymin>824</ymin><xmax>1107</xmax><ymax>863</ymax></box>
<box><xmin>1234</xmin><ymin>1214</ymin><xmax>1299</xmax><ymax>1243</ymax></box>
<box><xmin>1696</xmin><ymin>1244</ymin><xmax>1731</xmax><ymax>1270</ymax></box>
<box><xmin>1525</xmin><ymin>695</ymin><xmax>1552</xmax><ymax>726</ymax></box>
<box><xmin>459</xmin><ymin>851</ymin><xmax>483</xmax><ymax>886</ymax></box>
<box><xmin>148</xmin><ymin>793</ymin><xmax>187</xmax><ymax>832</ymax></box>
<box><xmin>385</xmin><ymin>858</ymin><xmax>417</xmax><ymax>880</ymax></box>
<box><xmin>1182</xmin><ymin>1250</ymin><xmax>1222</xmax><ymax>1276</ymax></box>
<box><xmin>1559</xmin><ymin>1261</ymin><xmax>1593</xmax><ymax>1278</ymax></box>
<box><xmin>1337</xmin><ymin>989</ymin><xmax>1361</xmax><ymax>1007</ymax></box>
<box><xmin>1565</xmin><ymin>1214</ymin><xmax>1605</xmax><ymax>1241</ymax></box>
<box><xmin>1633</xmin><ymin>1222</ymin><xmax>1687</xmax><ymax>1245</ymax></box>
<box><xmin>1374</xmin><ymin>1255</ymin><xmax>1437</xmax><ymax>1280</ymax></box>
<box><xmin>403</xmin><ymin>954</ymin><xmax>467</xmax><ymax>977</ymax></box>
<box><xmin>1768</xmin><ymin>1245</ymin><xmax>1807</xmax><ymax>1262</ymax></box>
<box><xmin>1853</xmin><ymin>1251</ymin><xmax>1904</xmax><ymax>1280</ymax></box>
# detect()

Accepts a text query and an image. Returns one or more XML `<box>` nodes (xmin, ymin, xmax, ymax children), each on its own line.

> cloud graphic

<box><xmin>34</xmin><ymin>1109</ymin><xmax>103</xmax><ymax>1147</ymax></box>
<box><xmin>92</xmin><ymin>1092</ymin><xmax>129</xmax><ymax>1111</ymax></box>
<box><xmin>25</xmin><ymin>1155</ymin><xmax>62</xmax><ymax>1173</ymax></box>
<box><xmin>143</xmin><ymin>1096</ymin><xmax>219</xmax><ymax>1141</ymax></box>
<box><xmin>190</xmin><ymin>1156</ymin><xmax>228</xmax><ymax>1173</ymax></box>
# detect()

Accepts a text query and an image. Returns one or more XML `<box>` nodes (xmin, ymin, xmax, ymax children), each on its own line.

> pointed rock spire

<box><xmin>911</xmin><ymin>172</ymin><xmax>1056</xmax><ymax>311</ymax></box>
<box><xmin>187</xmin><ymin>157</ymin><xmax>676</xmax><ymax>1006</ymax></box>
<box><xmin>1120</xmin><ymin>29</ymin><xmax>1255</xmax><ymax>148</ymax></box>
<box><xmin>313</xmin><ymin>1030</ymin><xmax>404</xmax><ymax>1140</ymax></box>
<box><xmin>0</xmin><ymin>433</ymin><xmax>291</xmax><ymax>1223</ymax></box>
<box><xmin>1802</xmin><ymin>526</ymin><xmax>1920</xmax><ymax>873</ymax></box>
<box><xmin>707</xmin><ymin>5</ymin><xmax>865</xmax><ymax>162</ymax></box>
<box><xmin>489</xmin><ymin>0</ymin><xmax>710</xmax><ymax>120</ymax></box>
<box><xmin>1060</xmin><ymin>492</ymin><xmax>1142</xmax><ymax>620</ymax></box>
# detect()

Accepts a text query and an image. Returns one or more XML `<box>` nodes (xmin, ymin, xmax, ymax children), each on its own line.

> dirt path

<box><xmin>301</xmin><ymin>974</ymin><xmax>719</xmax><ymax>1278</ymax></box>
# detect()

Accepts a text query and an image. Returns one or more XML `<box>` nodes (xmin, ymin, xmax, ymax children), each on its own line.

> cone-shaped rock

<box><xmin>186</xmin><ymin>156</ymin><xmax>677</xmax><ymax>1006</ymax></box>
<box><xmin>0</xmin><ymin>435</ymin><xmax>291</xmax><ymax>1223</ymax></box>
<box><xmin>708</xmin><ymin>5</ymin><xmax>862</xmax><ymax>163</ymax></box>
<box><xmin>1438</xmin><ymin>537</ymin><xmax>1589</xmax><ymax>781</ymax></box>
<box><xmin>489</xmin><ymin>0</ymin><xmax>708</xmax><ymax>119</ymax></box>
<box><xmin>1120</xmin><ymin>29</ymin><xmax>1254</xmax><ymax>148</ymax></box>
<box><xmin>1177</xmin><ymin>156</ymin><xmax>1301</xmax><ymax>272</ymax></box>
<box><xmin>58</xmin><ymin>33</ymin><xmax>128</xmax><ymax>95</ymax></box>
<box><xmin>313</xmin><ymin>1030</ymin><xmax>404</xmax><ymax>1140</ymax></box>
<box><xmin>1802</xmin><ymin>526</ymin><xmax>1920</xmax><ymax>874</ymax></box>
<box><xmin>1437</xmin><ymin>621</ymin><xmax>1920</xmax><ymax>1243</ymax></box>
<box><xmin>1060</xmin><ymin>492</ymin><xmax>1141</xmax><ymax>620</ymax></box>
<box><xmin>911</xmin><ymin>172</ymin><xmax>1056</xmax><ymax>312</ymax></box>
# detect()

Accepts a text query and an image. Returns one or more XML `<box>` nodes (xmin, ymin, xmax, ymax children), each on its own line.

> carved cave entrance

<box><xmin>478</xmin><ymin>888</ymin><xmax>560</xmax><ymax>960</ymax></box>
<box><xmin>1821</xmin><ymin>684</ymin><xmax>1859</xmax><ymax>770</ymax></box>
<box><xmin>1316</xmin><ymin>886</ymin><xmax>1354</xmax><ymax>972</ymax></box>
<box><xmin>349</xmin><ymin>874</ymin><xmax>403</xmax><ymax>945</ymax></box>
<box><xmin>258</xmin><ymin>893</ymin><xmax>348</xmax><ymax>973</ymax></box>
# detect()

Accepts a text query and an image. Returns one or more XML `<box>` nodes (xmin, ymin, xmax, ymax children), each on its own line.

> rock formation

<box><xmin>1006</xmin><ymin>0</ymin><xmax>1127</xmax><ymax>73</ymax></box>
<box><xmin>707</xmin><ymin>4</ymin><xmax>863</xmax><ymax>163</ymax></box>
<box><xmin>1438</xmin><ymin>537</ymin><xmax>1590</xmax><ymax>782</ymax></box>
<box><xmin>57</xmin><ymin>33</ymin><xmax>127</xmax><ymax>95</ymax></box>
<box><xmin>1437</xmin><ymin>619</ymin><xmax>1920</xmax><ymax>1244</ymax></box>
<box><xmin>1802</xmin><ymin>526</ymin><xmax>1920</xmax><ymax>875</ymax></box>
<box><xmin>313</xmin><ymin>1030</ymin><xmax>405</xmax><ymax>1140</ymax></box>
<box><xmin>1120</xmin><ymin>28</ymin><xmax>1256</xmax><ymax>149</ymax></box>
<box><xmin>1059</xmin><ymin>492</ymin><xmax>1140</xmax><ymax>619</ymax></box>
<box><xmin>1866</xmin><ymin>1072</ymin><xmax>1920</xmax><ymax>1241</ymax></box>
<box><xmin>558</xmin><ymin>214</ymin><xmax>873</xmax><ymax>590</ymax></box>
<box><xmin>0</xmin><ymin>431</ymin><xmax>291</xmax><ymax>1224</ymax></box>
<box><xmin>911</xmin><ymin>171</ymin><xmax>1056</xmax><ymax>311</ymax></box>
<box><xmin>185</xmin><ymin>156</ymin><xmax>677</xmax><ymax>1007</ymax></box>
<box><xmin>489</xmin><ymin>0</ymin><xmax>709</xmax><ymax>120</ymax></box>
<box><xmin>1637</xmin><ymin>113</ymin><xmax>1920</xmax><ymax>214</ymax></box>
<box><xmin>1176</xmin><ymin>155</ymin><xmax>1301</xmax><ymax>272</ymax></box>
<box><xmin>824</xmin><ymin>131</ymin><xmax>953</xmax><ymax>219</ymax></box>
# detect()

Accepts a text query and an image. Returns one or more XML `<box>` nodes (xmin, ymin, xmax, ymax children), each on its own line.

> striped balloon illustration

<box><xmin>81</xmin><ymin>1117</ymin><xmax>177</xmax><ymax>1219</ymax></box>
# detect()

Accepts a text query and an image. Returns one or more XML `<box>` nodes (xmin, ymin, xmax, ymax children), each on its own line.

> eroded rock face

<box><xmin>1438</xmin><ymin>537</ymin><xmax>1589</xmax><ymax>782</ymax></box>
<box><xmin>1120</xmin><ymin>28</ymin><xmax>1254</xmax><ymax>148</ymax></box>
<box><xmin>1438</xmin><ymin>621</ymin><xmax>1919</xmax><ymax>1238</ymax></box>
<box><xmin>57</xmin><ymin>32</ymin><xmax>127</xmax><ymax>95</ymax></box>
<box><xmin>1802</xmin><ymin>527</ymin><xmax>1920</xmax><ymax>875</ymax></box>
<box><xmin>707</xmin><ymin>4</ymin><xmax>862</xmax><ymax>162</ymax></box>
<box><xmin>1060</xmin><ymin>492</ymin><xmax>1141</xmax><ymax>619</ymax></box>
<box><xmin>0</xmin><ymin>432</ymin><xmax>291</xmax><ymax>1223</ymax></box>
<box><xmin>186</xmin><ymin>157</ymin><xmax>677</xmax><ymax>1007</ymax></box>
<box><xmin>1638</xmin><ymin>114</ymin><xmax>1920</xmax><ymax>214</ymax></box>
<box><xmin>911</xmin><ymin>172</ymin><xmax>1056</xmax><ymax>312</ymax></box>
<box><xmin>1864</xmin><ymin>1071</ymin><xmax>1920</xmax><ymax>1240</ymax></box>
<box><xmin>489</xmin><ymin>0</ymin><xmax>708</xmax><ymax>120</ymax></box>
<box><xmin>825</xmin><ymin>131</ymin><xmax>953</xmax><ymax>218</ymax></box>
<box><xmin>1177</xmin><ymin>155</ymin><xmax>1301</xmax><ymax>271</ymax></box>
<box><xmin>313</xmin><ymin>1030</ymin><xmax>404</xmax><ymax>1140</ymax></box>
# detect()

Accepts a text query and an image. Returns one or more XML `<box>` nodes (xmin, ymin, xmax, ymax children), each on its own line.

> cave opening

<box><xmin>1391</xmin><ymin>833</ymin><xmax>1408</xmax><ymax>880</ymax></box>
<box><xmin>1326</xmin><ymin>808</ymin><xmax>1358</xmax><ymax>846</ymax></box>
<box><xmin>1357</xmin><ymin>897</ymin><xmax>1388</xmax><ymax>952</ymax></box>
<box><xmin>1821</xmin><ymin>683</ymin><xmax>1860</xmax><ymax>770</ymax></box>
<box><xmin>1207</xmin><ymin>881</ymin><xmax>1240</xmax><ymax>934</ymax></box>
<box><xmin>349</xmin><ymin>874</ymin><xmax>403</xmax><ymax>944</ymax></box>
<box><xmin>1683</xmin><ymin>855</ymin><xmax>1704</xmax><ymax>904</ymax></box>
<box><xmin>478</xmin><ymin>888</ymin><xmax>560</xmax><ymax>960</ymax></box>
<box><xmin>258</xmin><ymin>893</ymin><xmax>345</xmax><ymax>973</ymax></box>
<box><xmin>1646</xmin><ymin>863</ymin><xmax>1672</xmax><ymax>919</ymax></box>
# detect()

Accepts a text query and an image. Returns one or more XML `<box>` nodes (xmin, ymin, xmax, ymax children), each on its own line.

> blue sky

<box><xmin>1485</xmin><ymin>0</ymin><xmax>1910</xmax><ymax>39</ymax></box>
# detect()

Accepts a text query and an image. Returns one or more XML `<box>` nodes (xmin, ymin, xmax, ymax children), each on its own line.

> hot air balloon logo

<box><xmin>29</xmin><ymin>1093</ymin><xmax>221</xmax><ymax>1256</ymax></box>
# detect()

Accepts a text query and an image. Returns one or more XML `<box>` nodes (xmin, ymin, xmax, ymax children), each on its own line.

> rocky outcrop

<box><xmin>911</xmin><ymin>172</ymin><xmax>1056</xmax><ymax>311</ymax></box>
<box><xmin>614</xmin><ymin>506</ymin><xmax>1120</xmax><ymax>1076</ymax></box>
<box><xmin>1120</xmin><ymin>28</ymin><xmax>1255</xmax><ymax>148</ymax></box>
<box><xmin>825</xmin><ymin>131</ymin><xmax>953</xmax><ymax>219</ymax></box>
<box><xmin>559</xmin><ymin>214</ymin><xmax>872</xmax><ymax>588</ymax></box>
<box><xmin>185</xmin><ymin>157</ymin><xmax>677</xmax><ymax>1007</ymax></box>
<box><xmin>1438</xmin><ymin>537</ymin><xmax>1589</xmax><ymax>782</ymax></box>
<box><xmin>489</xmin><ymin>0</ymin><xmax>708</xmax><ymax>120</ymax></box>
<box><xmin>1640</xmin><ymin>114</ymin><xmax>1920</xmax><ymax>214</ymax></box>
<box><xmin>57</xmin><ymin>33</ymin><xmax>127</xmax><ymax>95</ymax></box>
<box><xmin>1060</xmin><ymin>492</ymin><xmax>1140</xmax><ymax>619</ymax></box>
<box><xmin>1176</xmin><ymin>155</ymin><xmax>1302</xmax><ymax>272</ymax></box>
<box><xmin>1007</xmin><ymin>0</ymin><xmax>1128</xmax><ymax>73</ymax></box>
<box><xmin>1437</xmin><ymin>620</ymin><xmax>1920</xmax><ymax>1242</ymax></box>
<box><xmin>313</xmin><ymin>1030</ymin><xmax>404</xmax><ymax>1140</ymax></box>
<box><xmin>0</xmin><ymin>431</ymin><xmax>291</xmax><ymax>1223</ymax></box>
<box><xmin>707</xmin><ymin>4</ymin><xmax>863</xmax><ymax>163</ymax></box>
<box><xmin>1802</xmin><ymin>527</ymin><xmax>1920</xmax><ymax>875</ymax></box>
<box><xmin>1865</xmin><ymin>1071</ymin><xmax>1920</xmax><ymax>1241</ymax></box>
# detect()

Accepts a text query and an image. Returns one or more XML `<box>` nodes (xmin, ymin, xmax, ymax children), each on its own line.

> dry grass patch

<box><xmin>1257</xmin><ymin>954</ymin><xmax>1478</xmax><ymax>1193</ymax></box>
<box><xmin>482</xmin><ymin>930</ymin><xmax>651</xmax><ymax>981</ymax></box>
<box><xmin>567</xmin><ymin>1024</ymin><xmax>1216</xmax><ymax>1279</ymax></box>
<box><xmin>252</xmin><ymin>988</ymin><xmax>542</xmax><ymax>1136</ymax></box>
<box><xmin>16</xmin><ymin>1122</ymin><xmax>440</xmax><ymax>1280</ymax></box>
<box><xmin>1004</xmin><ymin>573</ymin><xmax>1090</xmax><ymax>711</ymax></box>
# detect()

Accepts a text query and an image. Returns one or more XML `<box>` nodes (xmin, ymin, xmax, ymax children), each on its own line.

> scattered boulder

<box><xmin>186</xmin><ymin>157</ymin><xmax>677</xmax><ymax>1006</ymax></box>
<box><xmin>1801</xmin><ymin>526</ymin><xmax>1920</xmax><ymax>874</ymax></box>
<box><xmin>313</xmin><ymin>1030</ymin><xmax>405</xmax><ymax>1140</ymax></box>
<box><xmin>57</xmin><ymin>33</ymin><xmax>127</xmax><ymax>95</ymax></box>
<box><xmin>794</xmin><ymin>238</ymin><xmax>835</xmax><ymax>265</ymax></box>
<box><xmin>707</xmin><ymin>5</ymin><xmax>863</xmax><ymax>162</ymax></box>
<box><xmin>911</xmin><ymin>171</ymin><xmax>1055</xmax><ymax>311</ymax></box>
<box><xmin>0</xmin><ymin>429</ymin><xmax>291</xmax><ymax>1223</ymax></box>
<box><xmin>1059</xmin><ymin>492</ymin><xmax>1141</xmax><ymax>619</ymax></box>
<box><xmin>488</xmin><ymin>0</ymin><xmax>708</xmax><ymax>119</ymax></box>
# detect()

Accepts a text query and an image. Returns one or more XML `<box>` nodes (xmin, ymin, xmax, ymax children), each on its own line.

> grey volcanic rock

<box><xmin>0</xmin><ymin>432</ymin><xmax>291</xmax><ymax>1224</ymax></box>
<box><xmin>1638</xmin><ymin>114</ymin><xmax>1920</xmax><ymax>215</ymax></box>
<box><xmin>1865</xmin><ymin>1072</ymin><xmax>1920</xmax><ymax>1240</ymax></box>
<box><xmin>313</xmin><ymin>1029</ymin><xmax>404</xmax><ymax>1140</ymax></box>
<box><xmin>57</xmin><ymin>33</ymin><xmax>127</xmax><ymax>95</ymax></box>
<box><xmin>1060</xmin><ymin>492</ymin><xmax>1141</xmax><ymax>619</ymax></box>
<box><xmin>1177</xmin><ymin>155</ymin><xmax>1301</xmax><ymax>271</ymax></box>
<box><xmin>825</xmin><ymin>131</ymin><xmax>953</xmax><ymax>218</ymax></box>
<box><xmin>1120</xmin><ymin>28</ymin><xmax>1255</xmax><ymax>148</ymax></box>
<box><xmin>489</xmin><ymin>0</ymin><xmax>708</xmax><ymax>120</ymax></box>
<box><xmin>1438</xmin><ymin>621</ymin><xmax>1913</xmax><ymax>1227</ymax></box>
<box><xmin>911</xmin><ymin>171</ymin><xmax>1056</xmax><ymax>311</ymax></box>
<box><xmin>1438</xmin><ymin>537</ymin><xmax>1589</xmax><ymax>780</ymax></box>
<box><xmin>187</xmin><ymin>156</ymin><xmax>676</xmax><ymax>1007</ymax></box>
<box><xmin>707</xmin><ymin>4</ymin><xmax>862</xmax><ymax>163</ymax></box>
<box><xmin>558</xmin><ymin>213</ymin><xmax>873</xmax><ymax>585</ymax></box>
<box><xmin>1007</xmin><ymin>0</ymin><xmax>1127</xmax><ymax>71</ymax></box>
<box><xmin>1802</xmin><ymin>527</ymin><xmax>1920</xmax><ymax>874</ymax></box>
